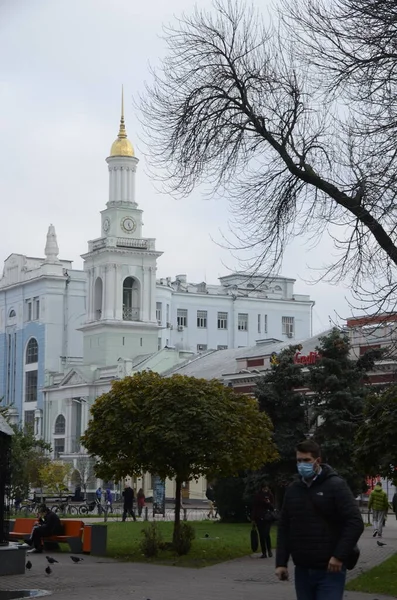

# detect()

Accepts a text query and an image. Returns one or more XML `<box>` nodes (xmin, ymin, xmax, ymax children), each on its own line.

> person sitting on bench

<box><xmin>26</xmin><ymin>504</ymin><xmax>63</xmax><ymax>553</ymax></box>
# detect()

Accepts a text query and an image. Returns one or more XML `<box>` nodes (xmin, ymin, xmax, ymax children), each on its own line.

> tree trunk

<box><xmin>173</xmin><ymin>478</ymin><xmax>182</xmax><ymax>544</ymax></box>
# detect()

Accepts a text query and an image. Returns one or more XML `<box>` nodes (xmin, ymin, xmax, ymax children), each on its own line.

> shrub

<box><xmin>173</xmin><ymin>522</ymin><xmax>196</xmax><ymax>555</ymax></box>
<box><xmin>139</xmin><ymin>523</ymin><xmax>163</xmax><ymax>558</ymax></box>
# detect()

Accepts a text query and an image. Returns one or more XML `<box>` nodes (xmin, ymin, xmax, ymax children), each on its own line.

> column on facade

<box><xmin>65</xmin><ymin>398</ymin><xmax>73</xmax><ymax>454</ymax></box>
<box><xmin>149</xmin><ymin>267</ymin><xmax>155</xmax><ymax>323</ymax></box>
<box><xmin>104</xmin><ymin>264</ymin><xmax>116</xmax><ymax>320</ymax></box>
<box><xmin>141</xmin><ymin>267</ymin><xmax>147</xmax><ymax>321</ymax></box>
<box><xmin>34</xmin><ymin>408</ymin><xmax>42</xmax><ymax>439</ymax></box>
<box><xmin>101</xmin><ymin>265</ymin><xmax>107</xmax><ymax>319</ymax></box>
<box><xmin>89</xmin><ymin>268</ymin><xmax>95</xmax><ymax>322</ymax></box>
<box><xmin>115</xmin><ymin>265</ymin><xmax>123</xmax><ymax>320</ymax></box>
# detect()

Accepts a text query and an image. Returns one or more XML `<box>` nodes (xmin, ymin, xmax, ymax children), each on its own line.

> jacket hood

<box><xmin>372</xmin><ymin>487</ymin><xmax>384</xmax><ymax>494</ymax></box>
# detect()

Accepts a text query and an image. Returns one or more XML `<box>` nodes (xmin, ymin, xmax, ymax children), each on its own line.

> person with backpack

<box><xmin>275</xmin><ymin>440</ymin><xmax>364</xmax><ymax>600</ymax></box>
<box><xmin>368</xmin><ymin>481</ymin><xmax>389</xmax><ymax>538</ymax></box>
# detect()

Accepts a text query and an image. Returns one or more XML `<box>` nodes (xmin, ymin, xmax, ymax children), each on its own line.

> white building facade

<box><xmin>0</xmin><ymin>94</ymin><xmax>314</xmax><ymax>500</ymax></box>
<box><xmin>156</xmin><ymin>272</ymin><xmax>313</xmax><ymax>353</ymax></box>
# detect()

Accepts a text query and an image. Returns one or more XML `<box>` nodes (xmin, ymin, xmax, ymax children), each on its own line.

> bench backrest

<box><xmin>60</xmin><ymin>520</ymin><xmax>84</xmax><ymax>537</ymax></box>
<box><xmin>13</xmin><ymin>518</ymin><xmax>37</xmax><ymax>533</ymax></box>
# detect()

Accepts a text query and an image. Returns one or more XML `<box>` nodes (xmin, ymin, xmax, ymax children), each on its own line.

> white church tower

<box><xmin>80</xmin><ymin>89</ymin><xmax>162</xmax><ymax>366</ymax></box>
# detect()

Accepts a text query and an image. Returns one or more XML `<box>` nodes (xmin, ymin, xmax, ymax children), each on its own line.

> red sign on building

<box><xmin>294</xmin><ymin>351</ymin><xmax>321</xmax><ymax>365</ymax></box>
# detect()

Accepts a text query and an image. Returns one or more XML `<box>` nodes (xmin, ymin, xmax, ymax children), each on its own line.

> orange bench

<box><xmin>9</xmin><ymin>518</ymin><xmax>84</xmax><ymax>553</ymax></box>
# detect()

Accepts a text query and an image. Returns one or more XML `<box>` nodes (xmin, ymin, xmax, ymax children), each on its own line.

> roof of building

<box><xmin>164</xmin><ymin>330</ymin><xmax>331</xmax><ymax>380</ymax></box>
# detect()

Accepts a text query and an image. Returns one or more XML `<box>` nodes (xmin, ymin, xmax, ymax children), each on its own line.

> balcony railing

<box><xmin>123</xmin><ymin>306</ymin><xmax>140</xmax><ymax>321</ymax></box>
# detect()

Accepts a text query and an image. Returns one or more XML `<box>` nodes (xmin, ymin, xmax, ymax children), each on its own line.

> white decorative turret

<box><xmin>106</xmin><ymin>86</ymin><xmax>139</xmax><ymax>207</ymax></box>
<box><xmin>44</xmin><ymin>224</ymin><xmax>61</xmax><ymax>264</ymax></box>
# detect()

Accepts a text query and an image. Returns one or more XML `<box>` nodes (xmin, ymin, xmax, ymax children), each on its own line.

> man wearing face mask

<box><xmin>275</xmin><ymin>440</ymin><xmax>364</xmax><ymax>600</ymax></box>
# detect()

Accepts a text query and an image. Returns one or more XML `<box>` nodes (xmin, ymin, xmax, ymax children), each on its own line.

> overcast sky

<box><xmin>0</xmin><ymin>0</ymin><xmax>358</xmax><ymax>333</ymax></box>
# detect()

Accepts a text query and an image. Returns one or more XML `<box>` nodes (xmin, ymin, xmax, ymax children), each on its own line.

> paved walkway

<box><xmin>1</xmin><ymin>517</ymin><xmax>396</xmax><ymax>600</ymax></box>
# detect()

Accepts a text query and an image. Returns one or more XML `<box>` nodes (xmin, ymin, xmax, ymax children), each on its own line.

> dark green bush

<box><xmin>139</xmin><ymin>523</ymin><xmax>163</xmax><ymax>558</ymax></box>
<box><xmin>173</xmin><ymin>522</ymin><xmax>196</xmax><ymax>555</ymax></box>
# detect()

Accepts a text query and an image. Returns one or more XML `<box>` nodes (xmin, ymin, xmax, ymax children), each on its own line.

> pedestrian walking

<box><xmin>95</xmin><ymin>487</ymin><xmax>102</xmax><ymax>514</ymax></box>
<box><xmin>137</xmin><ymin>488</ymin><xmax>145</xmax><ymax>517</ymax></box>
<box><xmin>368</xmin><ymin>481</ymin><xmax>389</xmax><ymax>537</ymax></box>
<box><xmin>105</xmin><ymin>487</ymin><xmax>113</xmax><ymax>513</ymax></box>
<box><xmin>122</xmin><ymin>484</ymin><xmax>137</xmax><ymax>522</ymax></box>
<box><xmin>252</xmin><ymin>483</ymin><xmax>274</xmax><ymax>558</ymax></box>
<box><xmin>392</xmin><ymin>491</ymin><xmax>397</xmax><ymax>520</ymax></box>
<box><xmin>275</xmin><ymin>439</ymin><xmax>364</xmax><ymax>600</ymax></box>
<box><xmin>206</xmin><ymin>484</ymin><xmax>217</xmax><ymax>519</ymax></box>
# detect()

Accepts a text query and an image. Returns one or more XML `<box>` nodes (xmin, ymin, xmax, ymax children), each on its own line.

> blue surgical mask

<box><xmin>297</xmin><ymin>462</ymin><xmax>316</xmax><ymax>479</ymax></box>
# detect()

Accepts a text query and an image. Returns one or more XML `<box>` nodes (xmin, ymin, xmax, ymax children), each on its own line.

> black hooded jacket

<box><xmin>276</xmin><ymin>465</ymin><xmax>364</xmax><ymax>570</ymax></box>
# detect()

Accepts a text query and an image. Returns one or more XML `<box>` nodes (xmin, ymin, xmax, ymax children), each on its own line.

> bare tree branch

<box><xmin>139</xmin><ymin>0</ymin><xmax>397</xmax><ymax>313</ymax></box>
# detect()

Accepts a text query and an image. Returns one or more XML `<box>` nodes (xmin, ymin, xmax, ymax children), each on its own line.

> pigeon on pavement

<box><xmin>25</xmin><ymin>561</ymin><xmax>32</xmax><ymax>570</ymax></box>
<box><xmin>46</xmin><ymin>556</ymin><xmax>59</xmax><ymax>564</ymax></box>
<box><xmin>45</xmin><ymin>566</ymin><xmax>52</xmax><ymax>575</ymax></box>
<box><xmin>377</xmin><ymin>541</ymin><xmax>387</xmax><ymax>547</ymax></box>
<box><xmin>70</xmin><ymin>556</ymin><xmax>84</xmax><ymax>563</ymax></box>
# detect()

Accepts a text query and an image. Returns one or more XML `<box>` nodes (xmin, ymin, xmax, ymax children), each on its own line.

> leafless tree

<box><xmin>140</xmin><ymin>0</ymin><xmax>397</xmax><ymax>315</ymax></box>
<box><xmin>74</xmin><ymin>454</ymin><xmax>95</xmax><ymax>494</ymax></box>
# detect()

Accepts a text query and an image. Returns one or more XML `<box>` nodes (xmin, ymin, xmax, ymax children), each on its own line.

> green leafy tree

<box><xmin>82</xmin><ymin>371</ymin><xmax>277</xmax><ymax>540</ymax></box>
<box><xmin>255</xmin><ymin>345</ymin><xmax>309</xmax><ymax>505</ymax></box>
<box><xmin>0</xmin><ymin>405</ymin><xmax>50</xmax><ymax>500</ymax></box>
<box><xmin>309</xmin><ymin>329</ymin><xmax>375</xmax><ymax>495</ymax></box>
<box><xmin>39</xmin><ymin>461</ymin><xmax>72</xmax><ymax>495</ymax></box>
<box><xmin>355</xmin><ymin>386</ymin><xmax>397</xmax><ymax>480</ymax></box>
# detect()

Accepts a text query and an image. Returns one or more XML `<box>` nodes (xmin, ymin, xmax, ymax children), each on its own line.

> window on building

<box><xmin>94</xmin><ymin>278</ymin><xmax>103</xmax><ymax>320</ymax></box>
<box><xmin>156</xmin><ymin>302</ymin><xmax>162</xmax><ymax>325</ymax></box>
<box><xmin>122</xmin><ymin>277</ymin><xmax>139</xmax><ymax>321</ymax></box>
<box><xmin>258</xmin><ymin>314</ymin><xmax>261</xmax><ymax>334</ymax></box>
<box><xmin>282</xmin><ymin>316</ymin><xmax>295</xmax><ymax>337</ymax></box>
<box><xmin>238</xmin><ymin>313</ymin><xmax>248</xmax><ymax>331</ymax></box>
<box><xmin>197</xmin><ymin>310</ymin><xmax>207</xmax><ymax>328</ymax></box>
<box><xmin>197</xmin><ymin>344</ymin><xmax>207</xmax><ymax>352</ymax></box>
<box><xmin>166</xmin><ymin>303</ymin><xmax>170</xmax><ymax>324</ymax></box>
<box><xmin>177</xmin><ymin>309</ymin><xmax>188</xmax><ymax>327</ymax></box>
<box><xmin>275</xmin><ymin>285</ymin><xmax>282</xmax><ymax>291</ymax></box>
<box><xmin>146</xmin><ymin>474</ymin><xmax>153</xmax><ymax>489</ymax></box>
<box><xmin>8</xmin><ymin>309</ymin><xmax>16</xmax><ymax>318</ymax></box>
<box><xmin>359</xmin><ymin>344</ymin><xmax>381</xmax><ymax>356</ymax></box>
<box><xmin>264</xmin><ymin>314</ymin><xmax>268</xmax><ymax>334</ymax></box>
<box><xmin>25</xmin><ymin>371</ymin><xmax>38</xmax><ymax>403</ymax></box>
<box><xmin>217</xmin><ymin>312</ymin><xmax>228</xmax><ymax>330</ymax></box>
<box><xmin>24</xmin><ymin>410</ymin><xmax>35</xmax><ymax>433</ymax></box>
<box><xmin>54</xmin><ymin>438</ymin><xmax>65</xmax><ymax>459</ymax></box>
<box><xmin>158</xmin><ymin>337</ymin><xmax>162</xmax><ymax>351</ymax></box>
<box><xmin>26</xmin><ymin>338</ymin><xmax>38</xmax><ymax>364</ymax></box>
<box><xmin>54</xmin><ymin>414</ymin><xmax>66</xmax><ymax>434</ymax></box>
<box><xmin>34</xmin><ymin>297</ymin><xmax>40</xmax><ymax>320</ymax></box>
<box><xmin>217</xmin><ymin>345</ymin><xmax>228</xmax><ymax>350</ymax></box>
<box><xmin>25</xmin><ymin>299</ymin><xmax>32</xmax><ymax>322</ymax></box>
<box><xmin>247</xmin><ymin>283</ymin><xmax>255</xmax><ymax>289</ymax></box>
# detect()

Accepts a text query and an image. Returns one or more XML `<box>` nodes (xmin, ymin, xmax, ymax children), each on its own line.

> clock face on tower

<box><xmin>103</xmin><ymin>218</ymin><xmax>110</xmax><ymax>233</ymax></box>
<box><xmin>121</xmin><ymin>216</ymin><xmax>136</xmax><ymax>234</ymax></box>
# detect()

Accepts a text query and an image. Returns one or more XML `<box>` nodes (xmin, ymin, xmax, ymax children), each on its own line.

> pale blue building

<box><xmin>0</xmin><ymin>226</ymin><xmax>86</xmax><ymax>435</ymax></box>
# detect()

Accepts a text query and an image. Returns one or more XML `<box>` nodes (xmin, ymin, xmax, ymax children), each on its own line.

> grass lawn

<box><xmin>346</xmin><ymin>553</ymin><xmax>397</xmax><ymax>597</ymax></box>
<box><xmin>104</xmin><ymin>520</ymin><xmax>277</xmax><ymax>568</ymax></box>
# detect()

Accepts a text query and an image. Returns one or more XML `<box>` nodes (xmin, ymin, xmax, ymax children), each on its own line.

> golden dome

<box><xmin>109</xmin><ymin>86</ymin><xmax>135</xmax><ymax>157</ymax></box>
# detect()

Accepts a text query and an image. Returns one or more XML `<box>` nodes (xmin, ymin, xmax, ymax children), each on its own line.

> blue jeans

<box><xmin>295</xmin><ymin>566</ymin><xmax>346</xmax><ymax>600</ymax></box>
